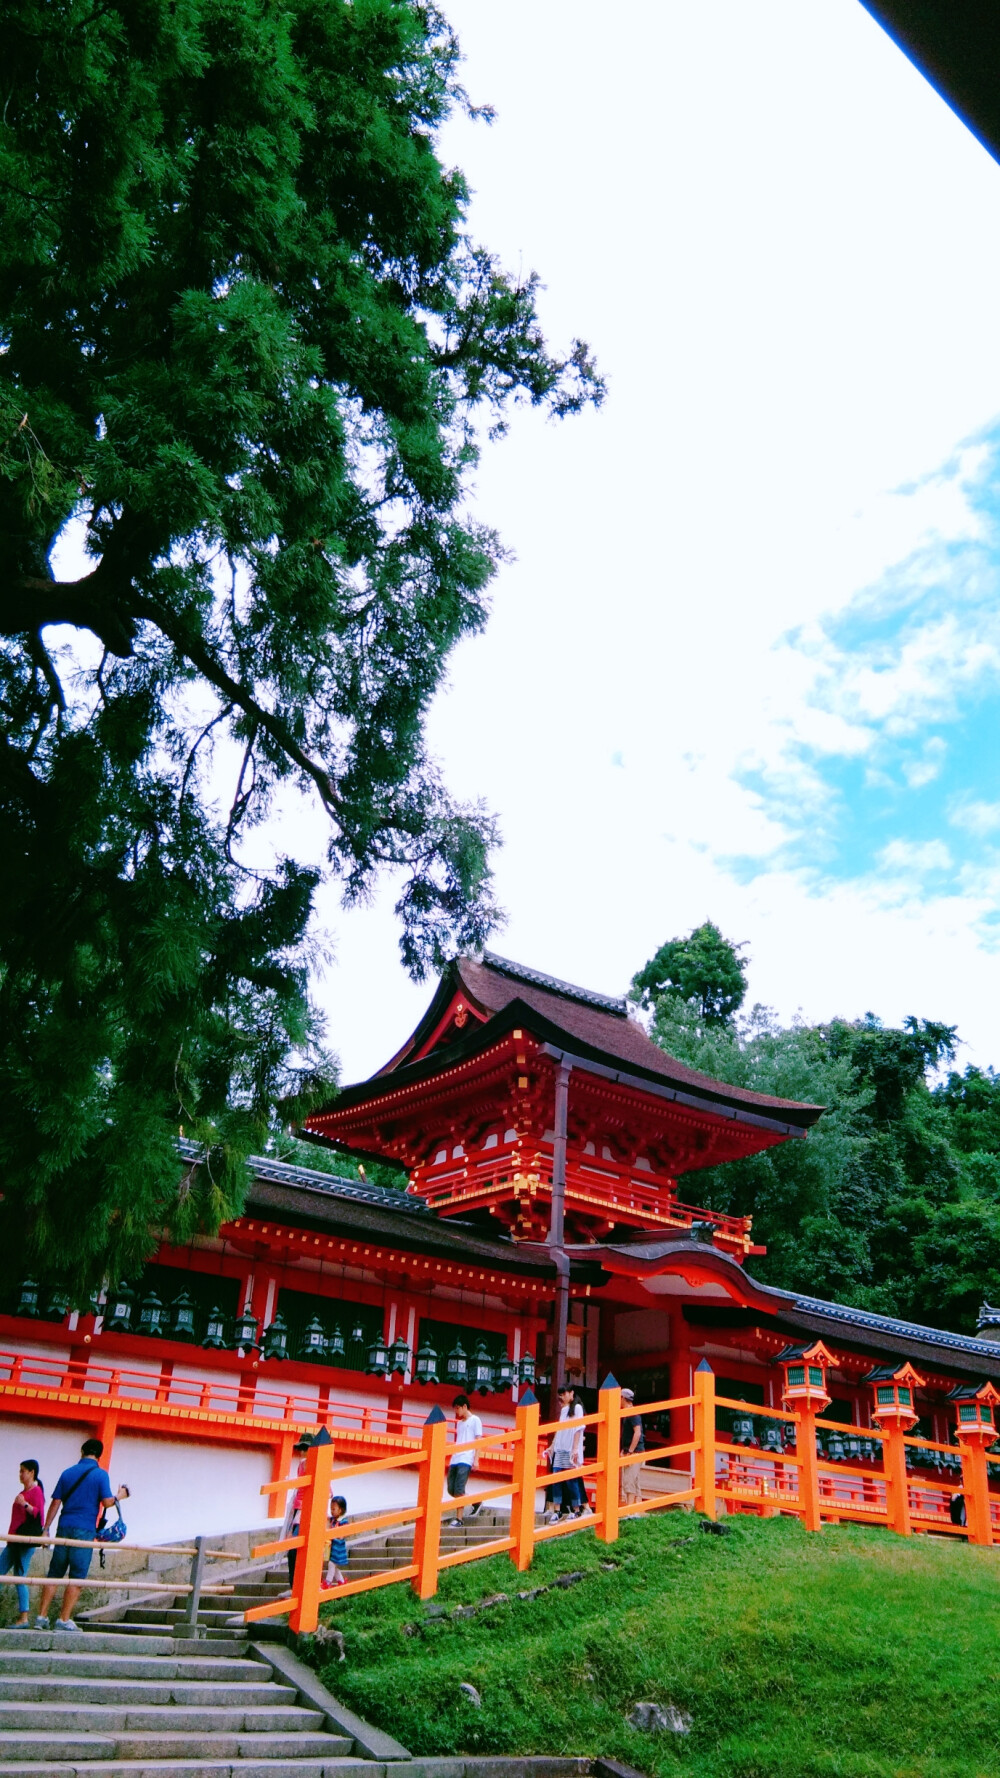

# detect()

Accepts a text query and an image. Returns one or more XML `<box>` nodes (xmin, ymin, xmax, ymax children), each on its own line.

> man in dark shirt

<box><xmin>619</xmin><ymin>1387</ymin><xmax>645</xmax><ymax>1508</ymax></box>
<box><xmin>36</xmin><ymin>1438</ymin><xmax>122</xmax><ymax>1630</ymax></box>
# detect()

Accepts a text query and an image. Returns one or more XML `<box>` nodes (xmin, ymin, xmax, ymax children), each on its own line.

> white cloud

<box><xmin>950</xmin><ymin>798</ymin><xmax>1000</xmax><ymax>835</ymax></box>
<box><xmin>877</xmin><ymin>839</ymin><xmax>953</xmax><ymax>875</ymax></box>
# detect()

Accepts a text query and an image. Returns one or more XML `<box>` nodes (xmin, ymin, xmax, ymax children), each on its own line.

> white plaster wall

<box><xmin>0</xmin><ymin>1417</ymin><xmax>95</xmax><ymax>1507</ymax></box>
<box><xmin>108</xmin><ymin>1436</ymin><xmax>274</xmax><ymax>1543</ymax></box>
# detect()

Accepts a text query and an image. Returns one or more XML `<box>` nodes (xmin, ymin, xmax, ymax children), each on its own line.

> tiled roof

<box><xmin>176</xmin><ymin>1138</ymin><xmax>432</xmax><ymax>1216</ymax></box>
<box><xmin>785</xmin><ymin>1289</ymin><xmax>1000</xmax><ymax>1365</ymax></box>
<box><xmin>454</xmin><ymin>956</ymin><xmax>822</xmax><ymax>1125</ymax></box>
<box><xmin>480</xmin><ymin>951</ymin><xmax>627</xmax><ymax>1016</ymax></box>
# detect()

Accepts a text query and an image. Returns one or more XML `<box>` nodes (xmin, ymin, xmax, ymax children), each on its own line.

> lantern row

<box><xmin>13</xmin><ymin>1280</ymin><xmax>545</xmax><ymax>1393</ymax></box>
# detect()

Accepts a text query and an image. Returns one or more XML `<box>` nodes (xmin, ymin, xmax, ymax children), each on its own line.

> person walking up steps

<box><xmin>36</xmin><ymin>1439</ymin><xmax>126</xmax><ymax>1630</ymax></box>
<box><xmin>546</xmin><ymin>1384</ymin><xmax>588</xmax><ymax>1521</ymax></box>
<box><xmin>0</xmin><ymin>1460</ymin><xmax>44</xmax><ymax>1626</ymax></box>
<box><xmin>445</xmin><ymin>1395</ymin><xmax>483</xmax><ymax>1525</ymax></box>
<box><xmin>619</xmin><ymin>1387</ymin><xmax>645</xmax><ymax>1507</ymax></box>
<box><xmin>326</xmin><ymin>1495</ymin><xmax>349</xmax><ymax>1586</ymax></box>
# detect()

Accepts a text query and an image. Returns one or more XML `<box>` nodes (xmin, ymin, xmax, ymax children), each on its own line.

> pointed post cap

<box><xmin>425</xmin><ymin>1403</ymin><xmax>447</xmax><ymax>1424</ymax></box>
<box><xmin>696</xmin><ymin>1359</ymin><xmax>714</xmax><ymax>1373</ymax></box>
<box><xmin>311</xmin><ymin>1425</ymin><xmax>333</xmax><ymax>1445</ymax></box>
<box><xmin>518</xmin><ymin>1387</ymin><xmax>538</xmax><ymax>1406</ymax></box>
<box><xmin>600</xmin><ymin>1372</ymin><xmax>620</xmax><ymax>1391</ymax></box>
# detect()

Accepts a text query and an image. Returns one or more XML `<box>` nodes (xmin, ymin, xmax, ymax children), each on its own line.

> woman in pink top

<box><xmin>1</xmin><ymin>1460</ymin><xmax>45</xmax><ymax>1625</ymax></box>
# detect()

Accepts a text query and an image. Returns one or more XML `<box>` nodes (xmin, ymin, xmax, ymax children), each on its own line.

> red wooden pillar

<box><xmin>412</xmin><ymin>1407</ymin><xmax>449</xmax><ymax>1599</ymax></box>
<box><xmin>510</xmin><ymin>1391</ymin><xmax>541</xmax><ymax>1571</ymax></box>
<box><xmin>595</xmin><ymin>1375</ymin><xmax>622</xmax><ymax>1543</ymax></box>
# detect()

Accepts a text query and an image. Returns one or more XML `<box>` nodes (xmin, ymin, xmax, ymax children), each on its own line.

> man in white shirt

<box><xmin>445</xmin><ymin>1395</ymin><xmax>483</xmax><ymax>1525</ymax></box>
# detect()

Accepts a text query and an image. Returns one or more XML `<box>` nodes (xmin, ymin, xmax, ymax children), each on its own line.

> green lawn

<box><xmin>311</xmin><ymin>1513</ymin><xmax>1000</xmax><ymax>1778</ymax></box>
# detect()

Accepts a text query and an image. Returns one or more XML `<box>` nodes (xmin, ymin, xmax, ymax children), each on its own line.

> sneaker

<box><xmin>54</xmin><ymin>1619</ymin><xmax>81</xmax><ymax>1632</ymax></box>
<box><xmin>13</xmin><ymin>1619</ymin><xmax>32</xmax><ymax>1629</ymax></box>
<box><xmin>544</xmin><ymin>1510</ymin><xmax>560</xmax><ymax>1524</ymax></box>
<box><xmin>445</xmin><ymin>1518</ymin><xmax>462</xmax><ymax>1528</ymax></box>
<box><xmin>467</xmin><ymin>1502</ymin><xmax>483</xmax><ymax>1519</ymax></box>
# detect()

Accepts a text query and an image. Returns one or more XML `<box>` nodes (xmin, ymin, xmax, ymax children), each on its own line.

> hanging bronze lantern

<box><xmin>297</xmin><ymin>1316</ymin><xmax>328</xmax><ymax>1362</ymax></box>
<box><xmin>202</xmin><ymin>1304</ymin><xmax>228</xmax><ymax>1349</ymax></box>
<box><xmin>137</xmin><ymin>1290</ymin><xmax>167</xmax><ymax>1337</ymax></box>
<box><xmin>230</xmin><ymin>1307</ymin><xmax>261</xmax><ymax>1351</ymax></box>
<box><xmin>168</xmin><ymin>1292</ymin><xmax>198</xmax><ymax>1342</ymax></box>
<box><xmin>104</xmin><ymin>1281</ymin><xmax>135</xmax><ymax>1332</ymax></box>
<box><xmin>262</xmin><ymin>1313</ymin><xmax>290</xmax><ymax>1361</ymax></box>
<box><xmin>415</xmin><ymin>1339</ymin><xmax>439</xmax><ymax>1385</ymax></box>
<box><xmin>445</xmin><ymin>1339</ymin><xmax>468</xmax><ymax>1389</ymax></box>
<box><xmin>14</xmin><ymin>1280</ymin><xmax>41</xmax><ymax>1319</ymax></box>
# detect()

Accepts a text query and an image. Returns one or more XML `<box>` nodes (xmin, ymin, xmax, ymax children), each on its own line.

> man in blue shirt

<box><xmin>36</xmin><ymin>1438</ymin><xmax>122</xmax><ymax>1630</ymax></box>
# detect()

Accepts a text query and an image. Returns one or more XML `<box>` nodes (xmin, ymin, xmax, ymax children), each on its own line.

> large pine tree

<box><xmin>0</xmin><ymin>0</ymin><xmax>602</xmax><ymax>1294</ymax></box>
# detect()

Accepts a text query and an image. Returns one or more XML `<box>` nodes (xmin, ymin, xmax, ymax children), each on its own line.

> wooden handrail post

<box><xmin>595</xmin><ymin>1374</ymin><xmax>622</xmax><ymax>1544</ymax></box>
<box><xmin>271</xmin><ymin>1432</ymin><xmax>296</xmax><ymax>1521</ymax></box>
<box><xmin>795</xmin><ymin>1407</ymin><xmax>822</xmax><ymax>1532</ymax></box>
<box><xmin>879</xmin><ymin>1423</ymin><xmax>912</xmax><ymax>1537</ymax></box>
<box><xmin>288</xmin><ymin>1428</ymin><xmax>335</xmax><ymax>1635</ymax></box>
<box><xmin>957</xmin><ymin>1433</ymin><xmax>994</xmax><ymax>1546</ymax></box>
<box><xmin>510</xmin><ymin>1391</ymin><xmax>540</xmax><ymax>1571</ymax></box>
<box><xmin>412</xmin><ymin>1406</ymin><xmax>449</xmax><ymax>1599</ymax></box>
<box><xmin>692</xmin><ymin>1360</ymin><xmax>717</xmax><ymax>1520</ymax></box>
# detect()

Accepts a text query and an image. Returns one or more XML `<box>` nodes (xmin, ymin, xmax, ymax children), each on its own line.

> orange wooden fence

<box><xmin>245</xmin><ymin>1366</ymin><xmax>999</xmax><ymax>1635</ymax></box>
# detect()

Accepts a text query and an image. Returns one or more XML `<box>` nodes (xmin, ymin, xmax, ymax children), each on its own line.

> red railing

<box><xmin>0</xmin><ymin>1348</ymin><xmax>515</xmax><ymax>1448</ymax></box>
<box><xmin>245</xmin><ymin>1369</ymin><xmax>1000</xmax><ymax>1634</ymax></box>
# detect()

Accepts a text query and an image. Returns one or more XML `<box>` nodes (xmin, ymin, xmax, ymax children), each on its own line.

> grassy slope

<box><xmin>312</xmin><ymin>1514</ymin><xmax>1000</xmax><ymax>1778</ymax></box>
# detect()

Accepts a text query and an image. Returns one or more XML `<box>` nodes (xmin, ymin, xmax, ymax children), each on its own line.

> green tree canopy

<box><xmin>631</xmin><ymin>920</ymin><xmax>748</xmax><ymax>1026</ymax></box>
<box><xmin>643</xmin><ymin>967</ymin><xmax>1000</xmax><ymax>1336</ymax></box>
<box><xmin>0</xmin><ymin>0</ymin><xmax>602</xmax><ymax>1295</ymax></box>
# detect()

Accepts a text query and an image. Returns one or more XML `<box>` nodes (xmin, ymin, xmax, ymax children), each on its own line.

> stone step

<box><xmin>123</xmin><ymin>1609</ymin><xmax>250</xmax><ymax>1626</ymax></box>
<box><xmin>0</xmin><ymin>1731</ymin><xmax>116</xmax><ymax>1762</ymax></box>
<box><xmin>0</xmin><ymin>1653</ymin><xmax>257</xmax><ymax>1681</ymax></box>
<box><xmin>0</xmin><ymin>1678</ymin><xmax>298</xmax><ymax>1705</ymax></box>
<box><xmin>0</xmin><ymin>1631</ymin><xmax>181</xmax><ymax>1657</ymax></box>
<box><xmin>0</xmin><ymin>1703</ymin><xmax>325</xmax><ymax>1733</ymax></box>
<box><xmin>110</xmin><ymin>1732</ymin><xmax>355</xmax><ymax>1760</ymax></box>
<box><xmin>0</xmin><ymin>1760</ymin><xmax>374</xmax><ymax>1778</ymax></box>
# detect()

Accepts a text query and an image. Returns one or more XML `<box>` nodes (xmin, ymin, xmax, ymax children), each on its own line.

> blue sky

<box><xmin>257</xmin><ymin>3</ymin><xmax>1000</xmax><ymax>1078</ymax></box>
<box><xmin>736</xmin><ymin>428</ymin><xmax>1000</xmax><ymax>908</ymax></box>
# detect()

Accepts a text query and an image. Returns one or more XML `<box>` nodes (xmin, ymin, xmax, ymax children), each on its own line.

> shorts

<box><xmin>447</xmin><ymin>1463</ymin><xmax>471</xmax><ymax>1498</ymax></box>
<box><xmin>47</xmin><ymin>1533</ymin><xmax>94</xmax><ymax>1583</ymax></box>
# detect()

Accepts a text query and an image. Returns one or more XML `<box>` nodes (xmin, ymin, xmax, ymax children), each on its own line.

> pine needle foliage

<box><xmin>0</xmin><ymin>0</ymin><xmax>603</xmax><ymax>1297</ymax></box>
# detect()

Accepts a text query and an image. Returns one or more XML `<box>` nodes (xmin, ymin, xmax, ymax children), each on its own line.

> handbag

<box><xmin>97</xmin><ymin>1501</ymin><xmax>127</xmax><ymax>1544</ymax></box>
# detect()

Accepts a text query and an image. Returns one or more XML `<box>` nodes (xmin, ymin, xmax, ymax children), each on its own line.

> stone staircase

<box><xmin>0</xmin><ymin>1624</ymin><xmax>594</xmax><ymax>1778</ymax></box>
<box><xmin>0</xmin><ymin>1627</ymin><xmax>367</xmax><ymax>1775</ymax></box>
<box><xmin>91</xmin><ymin>1510</ymin><xmax>521</xmax><ymax>1639</ymax></box>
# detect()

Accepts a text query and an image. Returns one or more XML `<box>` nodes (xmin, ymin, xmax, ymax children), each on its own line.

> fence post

<box><xmin>879</xmin><ymin>1424</ymin><xmax>912</xmax><ymax>1537</ymax></box>
<box><xmin>957</xmin><ymin>1434</ymin><xmax>994</xmax><ymax>1546</ymax></box>
<box><xmin>692</xmin><ymin>1361</ymin><xmax>717</xmax><ymax>1520</ymax></box>
<box><xmin>510</xmin><ymin>1390</ymin><xmax>540</xmax><ymax>1571</ymax></box>
<box><xmin>796</xmin><ymin>1407</ymin><xmax>823</xmax><ymax>1532</ymax></box>
<box><xmin>176</xmin><ymin>1535</ymin><xmax>206</xmax><ymax>1639</ymax></box>
<box><xmin>412</xmin><ymin>1405</ymin><xmax>449</xmax><ymax>1599</ymax></box>
<box><xmin>288</xmin><ymin>1427</ymin><xmax>335</xmax><ymax>1636</ymax></box>
<box><xmin>595</xmin><ymin>1373</ymin><xmax>622</xmax><ymax>1543</ymax></box>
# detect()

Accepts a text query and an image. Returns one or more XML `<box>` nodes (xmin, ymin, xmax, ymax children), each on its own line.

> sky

<box><xmin>298</xmin><ymin>5</ymin><xmax>1000</xmax><ymax>1081</ymax></box>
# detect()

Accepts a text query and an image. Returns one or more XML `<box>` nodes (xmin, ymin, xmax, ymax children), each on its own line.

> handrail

<box><xmin>238</xmin><ymin>1373</ymin><xmax>999</xmax><ymax>1634</ymax></box>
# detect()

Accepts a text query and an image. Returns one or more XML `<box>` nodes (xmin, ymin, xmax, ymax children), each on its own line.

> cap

<box><xmin>621</xmin><ymin>1388</ymin><xmax>635</xmax><ymax>1400</ymax></box>
<box><xmin>293</xmin><ymin>1435</ymin><xmax>312</xmax><ymax>1449</ymax></box>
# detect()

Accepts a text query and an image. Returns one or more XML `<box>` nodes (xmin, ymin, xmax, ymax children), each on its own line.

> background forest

<box><xmin>632</xmin><ymin>922</ymin><xmax>1000</xmax><ymax>1336</ymax></box>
